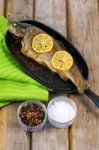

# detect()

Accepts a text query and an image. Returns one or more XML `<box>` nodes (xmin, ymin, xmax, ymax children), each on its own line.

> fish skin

<box><xmin>9</xmin><ymin>22</ymin><xmax>91</xmax><ymax>93</ymax></box>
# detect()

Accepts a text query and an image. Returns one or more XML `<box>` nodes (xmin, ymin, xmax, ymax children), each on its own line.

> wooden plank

<box><xmin>67</xmin><ymin>0</ymin><xmax>99</xmax><ymax>150</ymax></box>
<box><xmin>34</xmin><ymin>0</ymin><xmax>67</xmax><ymax>35</ymax></box>
<box><xmin>0</xmin><ymin>0</ymin><xmax>34</xmax><ymax>149</ymax></box>
<box><xmin>0</xmin><ymin>104</ymin><xmax>30</xmax><ymax>150</ymax></box>
<box><xmin>6</xmin><ymin>0</ymin><xmax>34</xmax><ymax>20</ymax></box>
<box><xmin>0</xmin><ymin>0</ymin><xmax>5</xmax><ymax>15</ymax></box>
<box><xmin>0</xmin><ymin>1</ymin><xmax>6</xmax><ymax>149</ymax></box>
<box><xmin>32</xmin><ymin>0</ymin><xmax>69</xmax><ymax>150</ymax></box>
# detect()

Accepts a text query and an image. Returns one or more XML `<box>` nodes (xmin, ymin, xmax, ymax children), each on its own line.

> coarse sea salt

<box><xmin>48</xmin><ymin>100</ymin><xmax>75</xmax><ymax>123</ymax></box>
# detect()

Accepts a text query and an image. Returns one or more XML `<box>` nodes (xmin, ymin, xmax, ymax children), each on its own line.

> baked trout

<box><xmin>8</xmin><ymin>21</ymin><xmax>91</xmax><ymax>93</ymax></box>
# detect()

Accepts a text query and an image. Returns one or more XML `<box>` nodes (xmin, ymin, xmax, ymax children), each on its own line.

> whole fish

<box><xmin>8</xmin><ymin>21</ymin><xmax>91</xmax><ymax>93</ymax></box>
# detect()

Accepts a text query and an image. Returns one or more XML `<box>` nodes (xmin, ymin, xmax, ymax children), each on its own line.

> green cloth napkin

<box><xmin>0</xmin><ymin>16</ymin><xmax>49</xmax><ymax>108</ymax></box>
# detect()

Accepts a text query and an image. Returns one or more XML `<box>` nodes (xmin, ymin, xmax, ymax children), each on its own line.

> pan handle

<box><xmin>85</xmin><ymin>89</ymin><xmax>99</xmax><ymax>107</ymax></box>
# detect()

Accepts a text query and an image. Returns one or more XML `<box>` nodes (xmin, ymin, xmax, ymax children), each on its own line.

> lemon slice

<box><xmin>52</xmin><ymin>51</ymin><xmax>73</xmax><ymax>71</ymax></box>
<box><xmin>32</xmin><ymin>34</ymin><xmax>53</xmax><ymax>53</ymax></box>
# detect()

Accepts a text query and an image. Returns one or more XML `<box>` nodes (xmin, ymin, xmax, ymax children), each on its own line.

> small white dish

<box><xmin>47</xmin><ymin>96</ymin><xmax>77</xmax><ymax>128</ymax></box>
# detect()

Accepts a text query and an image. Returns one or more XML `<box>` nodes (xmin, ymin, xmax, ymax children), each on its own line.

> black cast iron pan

<box><xmin>5</xmin><ymin>20</ymin><xmax>99</xmax><ymax>107</ymax></box>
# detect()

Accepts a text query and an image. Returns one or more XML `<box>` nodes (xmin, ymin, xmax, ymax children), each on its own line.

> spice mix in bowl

<box><xmin>17</xmin><ymin>100</ymin><xmax>47</xmax><ymax>132</ymax></box>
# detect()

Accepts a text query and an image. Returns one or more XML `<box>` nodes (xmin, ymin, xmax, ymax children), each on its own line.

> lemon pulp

<box><xmin>52</xmin><ymin>51</ymin><xmax>73</xmax><ymax>71</ymax></box>
<box><xmin>32</xmin><ymin>34</ymin><xmax>53</xmax><ymax>53</ymax></box>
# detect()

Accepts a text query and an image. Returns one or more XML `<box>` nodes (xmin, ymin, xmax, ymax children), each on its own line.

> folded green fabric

<box><xmin>0</xmin><ymin>16</ymin><xmax>49</xmax><ymax>108</ymax></box>
<box><xmin>0</xmin><ymin>80</ymin><xmax>48</xmax><ymax>101</ymax></box>
<box><xmin>0</xmin><ymin>16</ymin><xmax>8</xmax><ymax>35</ymax></box>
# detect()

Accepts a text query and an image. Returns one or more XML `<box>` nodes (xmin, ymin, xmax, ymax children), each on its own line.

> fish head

<box><xmin>8</xmin><ymin>21</ymin><xmax>26</xmax><ymax>38</ymax></box>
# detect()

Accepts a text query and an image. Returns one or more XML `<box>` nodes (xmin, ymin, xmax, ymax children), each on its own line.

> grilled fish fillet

<box><xmin>8</xmin><ymin>21</ymin><xmax>91</xmax><ymax>93</ymax></box>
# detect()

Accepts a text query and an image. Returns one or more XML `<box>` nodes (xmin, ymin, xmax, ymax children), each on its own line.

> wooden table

<box><xmin>0</xmin><ymin>0</ymin><xmax>99</xmax><ymax>150</ymax></box>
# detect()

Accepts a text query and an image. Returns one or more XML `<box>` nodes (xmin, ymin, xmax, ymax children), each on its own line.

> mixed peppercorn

<box><xmin>19</xmin><ymin>104</ymin><xmax>45</xmax><ymax>126</ymax></box>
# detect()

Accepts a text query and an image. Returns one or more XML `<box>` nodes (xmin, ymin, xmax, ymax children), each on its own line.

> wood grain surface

<box><xmin>0</xmin><ymin>104</ymin><xmax>30</xmax><ymax>150</ymax></box>
<box><xmin>0</xmin><ymin>0</ymin><xmax>5</xmax><ymax>15</ymax></box>
<box><xmin>0</xmin><ymin>0</ymin><xmax>34</xmax><ymax>150</ymax></box>
<box><xmin>6</xmin><ymin>0</ymin><xmax>34</xmax><ymax>20</ymax></box>
<box><xmin>32</xmin><ymin>1</ymin><xmax>69</xmax><ymax>150</ymax></box>
<box><xmin>0</xmin><ymin>0</ymin><xmax>99</xmax><ymax>150</ymax></box>
<box><xmin>67</xmin><ymin>0</ymin><xmax>99</xmax><ymax>150</ymax></box>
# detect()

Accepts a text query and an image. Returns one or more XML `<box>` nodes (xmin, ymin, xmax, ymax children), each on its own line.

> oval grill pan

<box><xmin>5</xmin><ymin>20</ymin><xmax>89</xmax><ymax>93</ymax></box>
